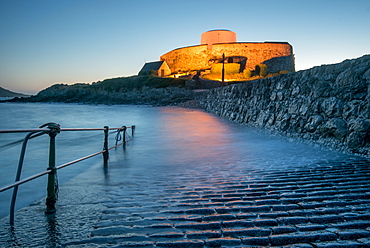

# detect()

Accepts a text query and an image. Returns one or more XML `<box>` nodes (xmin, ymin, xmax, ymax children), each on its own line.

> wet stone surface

<box><xmin>1</xmin><ymin>156</ymin><xmax>369</xmax><ymax>247</ymax></box>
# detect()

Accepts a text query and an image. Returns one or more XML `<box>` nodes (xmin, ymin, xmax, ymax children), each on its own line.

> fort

<box><xmin>139</xmin><ymin>30</ymin><xmax>295</xmax><ymax>78</ymax></box>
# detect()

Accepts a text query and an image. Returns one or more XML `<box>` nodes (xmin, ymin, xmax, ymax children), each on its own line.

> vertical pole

<box><xmin>131</xmin><ymin>125</ymin><xmax>135</xmax><ymax>136</ymax></box>
<box><xmin>103</xmin><ymin>126</ymin><xmax>109</xmax><ymax>167</ymax></box>
<box><xmin>122</xmin><ymin>126</ymin><xmax>127</xmax><ymax>145</ymax></box>
<box><xmin>222</xmin><ymin>53</ymin><xmax>225</xmax><ymax>83</ymax></box>
<box><xmin>45</xmin><ymin>123</ymin><xmax>60</xmax><ymax>214</ymax></box>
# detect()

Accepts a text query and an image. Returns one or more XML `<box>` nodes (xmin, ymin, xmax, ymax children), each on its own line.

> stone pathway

<box><xmin>58</xmin><ymin>157</ymin><xmax>370</xmax><ymax>247</ymax></box>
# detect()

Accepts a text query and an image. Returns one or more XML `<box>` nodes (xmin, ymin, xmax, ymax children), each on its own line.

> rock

<box><xmin>320</xmin><ymin>118</ymin><xmax>348</xmax><ymax>142</ymax></box>
<box><xmin>304</xmin><ymin>115</ymin><xmax>324</xmax><ymax>133</ymax></box>
<box><xmin>291</xmin><ymin>86</ymin><xmax>300</xmax><ymax>96</ymax></box>
<box><xmin>347</xmin><ymin>119</ymin><xmax>370</xmax><ymax>149</ymax></box>
<box><xmin>312</xmin><ymin>80</ymin><xmax>332</xmax><ymax>97</ymax></box>
<box><xmin>343</xmin><ymin>100</ymin><xmax>363</xmax><ymax>121</ymax></box>
<box><xmin>363</xmin><ymin>68</ymin><xmax>370</xmax><ymax>81</ymax></box>
<box><xmin>336</xmin><ymin>68</ymin><xmax>356</xmax><ymax>86</ymax></box>
<box><xmin>277</xmin><ymin>91</ymin><xmax>285</xmax><ymax>101</ymax></box>
<box><xmin>277</xmin><ymin>113</ymin><xmax>291</xmax><ymax>132</ymax></box>
<box><xmin>321</xmin><ymin>97</ymin><xmax>344</xmax><ymax>118</ymax></box>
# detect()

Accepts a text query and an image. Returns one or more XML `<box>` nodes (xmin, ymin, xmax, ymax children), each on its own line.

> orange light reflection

<box><xmin>159</xmin><ymin>108</ymin><xmax>233</xmax><ymax>163</ymax></box>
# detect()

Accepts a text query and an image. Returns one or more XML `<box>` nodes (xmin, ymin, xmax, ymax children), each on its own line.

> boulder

<box><xmin>347</xmin><ymin>119</ymin><xmax>370</xmax><ymax>148</ymax></box>
<box><xmin>320</xmin><ymin>97</ymin><xmax>344</xmax><ymax>118</ymax></box>
<box><xmin>320</xmin><ymin>118</ymin><xmax>348</xmax><ymax>142</ymax></box>
<box><xmin>304</xmin><ymin>115</ymin><xmax>324</xmax><ymax>133</ymax></box>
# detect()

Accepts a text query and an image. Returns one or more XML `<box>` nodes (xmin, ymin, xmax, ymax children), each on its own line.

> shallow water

<box><xmin>0</xmin><ymin>102</ymin><xmax>359</xmax><ymax>220</ymax></box>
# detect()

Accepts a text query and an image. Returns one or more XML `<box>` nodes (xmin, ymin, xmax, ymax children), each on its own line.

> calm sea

<box><xmin>0</xmin><ymin>102</ymin><xmax>357</xmax><ymax>219</ymax></box>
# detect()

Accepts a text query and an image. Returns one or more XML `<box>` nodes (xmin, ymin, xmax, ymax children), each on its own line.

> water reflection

<box><xmin>45</xmin><ymin>213</ymin><xmax>59</xmax><ymax>247</ymax></box>
<box><xmin>159</xmin><ymin>108</ymin><xmax>234</xmax><ymax>163</ymax></box>
<box><xmin>7</xmin><ymin>226</ymin><xmax>20</xmax><ymax>246</ymax></box>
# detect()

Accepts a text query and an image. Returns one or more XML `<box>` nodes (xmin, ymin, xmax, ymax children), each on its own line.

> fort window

<box><xmin>223</xmin><ymin>56</ymin><xmax>247</xmax><ymax>72</ymax></box>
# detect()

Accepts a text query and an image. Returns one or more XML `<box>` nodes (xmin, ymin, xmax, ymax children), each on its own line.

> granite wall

<box><xmin>198</xmin><ymin>55</ymin><xmax>370</xmax><ymax>156</ymax></box>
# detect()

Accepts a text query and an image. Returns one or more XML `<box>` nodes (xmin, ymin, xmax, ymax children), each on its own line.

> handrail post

<box><xmin>123</xmin><ymin>126</ymin><xmax>127</xmax><ymax>145</ymax></box>
<box><xmin>103</xmin><ymin>126</ymin><xmax>109</xmax><ymax>167</ymax></box>
<box><xmin>45</xmin><ymin>123</ymin><xmax>60</xmax><ymax>214</ymax></box>
<box><xmin>131</xmin><ymin>125</ymin><xmax>135</xmax><ymax>136</ymax></box>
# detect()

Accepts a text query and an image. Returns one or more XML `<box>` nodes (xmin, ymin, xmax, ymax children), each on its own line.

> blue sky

<box><xmin>0</xmin><ymin>0</ymin><xmax>369</xmax><ymax>94</ymax></box>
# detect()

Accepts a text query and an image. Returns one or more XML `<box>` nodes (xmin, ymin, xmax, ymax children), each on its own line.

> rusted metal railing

<box><xmin>0</xmin><ymin>123</ymin><xmax>135</xmax><ymax>225</ymax></box>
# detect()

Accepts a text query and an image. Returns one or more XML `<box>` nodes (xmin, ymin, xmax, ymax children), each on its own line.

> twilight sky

<box><xmin>1</xmin><ymin>0</ymin><xmax>369</xmax><ymax>95</ymax></box>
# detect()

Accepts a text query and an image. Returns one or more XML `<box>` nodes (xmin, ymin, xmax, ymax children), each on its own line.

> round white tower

<box><xmin>201</xmin><ymin>29</ymin><xmax>237</xmax><ymax>48</ymax></box>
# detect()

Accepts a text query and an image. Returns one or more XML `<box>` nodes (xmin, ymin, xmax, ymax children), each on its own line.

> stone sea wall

<box><xmin>197</xmin><ymin>55</ymin><xmax>370</xmax><ymax>156</ymax></box>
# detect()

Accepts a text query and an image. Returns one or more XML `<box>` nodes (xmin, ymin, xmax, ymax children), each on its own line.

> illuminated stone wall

<box><xmin>160</xmin><ymin>42</ymin><xmax>294</xmax><ymax>74</ymax></box>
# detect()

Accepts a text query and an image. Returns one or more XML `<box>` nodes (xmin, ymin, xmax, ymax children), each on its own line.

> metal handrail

<box><xmin>0</xmin><ymin>126</ymin><xmax>134</xmax><ymax>133</ymax></box>
<box><xmin>0</xmin><ymin>150</ymin><xmax>106</xmax><ymax>194</ymax></box>
<box><xmin>0</xmin><ymin>124</ymin><xmax>135</xmax><ymax>225</ymax></box>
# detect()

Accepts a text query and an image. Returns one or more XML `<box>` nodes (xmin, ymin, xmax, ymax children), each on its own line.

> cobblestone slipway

<box><xmin>80</xmin><ymin>159</ymin><xmax>370</xmax><ymax>248</ymax></box>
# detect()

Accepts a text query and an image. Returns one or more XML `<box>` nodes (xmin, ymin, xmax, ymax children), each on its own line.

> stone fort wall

<box><xmin>160</xmin><ymin>42</ymin><xmax>295</xmax><ymax>74</ymax></box>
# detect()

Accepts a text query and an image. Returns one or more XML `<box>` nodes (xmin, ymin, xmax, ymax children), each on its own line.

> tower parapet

<box><xmin>201</xmin><ymin>29</ymin><xmax>237</xmax><ymax>49</ymax></box>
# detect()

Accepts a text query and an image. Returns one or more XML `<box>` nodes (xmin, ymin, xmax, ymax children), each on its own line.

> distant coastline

<box><xmin>0</xmin><ymin>86</ymin><xmax>30</xmax><ymax>98</ymax></box>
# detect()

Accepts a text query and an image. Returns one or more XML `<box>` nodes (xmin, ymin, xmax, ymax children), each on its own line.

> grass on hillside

<box><xmin>90</xmin><ymin>76</ymin><xmax>187</xmax><ymax>92</ymax></box>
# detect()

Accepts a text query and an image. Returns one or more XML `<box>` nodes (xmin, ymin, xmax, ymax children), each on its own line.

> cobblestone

<box><xmin>205</xmin><ymin>237</ymin><xmax>241</xmax><ymax>246</ymax></box>
<box><xmin>156</xmin><ymin>240</ymin><xmax>204</xmax><ymax>247</ymax></box>
<box><xmin>222</xmin><ymin>219</ymin><xmax>254</xmax><ymax>228</ymax></box>
<box><xmin>272</xmin><ymin>204</ymin><xmax>301</xmax><ymax>211</ymax></box>
<box><xmin>241</xmin><ymin>236</ymin><xmax>270</xmax><ymax>245</ymax></box>
<box><xmin>309</xmin><ymin>215</ymin><xmax>344</xmax><ymax>224</ymax></box>
<box><xmin>175</xmin><ymin>222</ymin><xmax>221</xmax><ymax>230</ymax></box>
<box><xmin>272</xmin><ymin>226</ymin><xmax>297</xmax><ymax>234</ymax></box>
<box><xmin>254</xmin><ymin>218</ymin><xmax>279</xmax><ymax>226</ymax></box>
<box><xmin>260</xmin><ymin>211</ymin><xmax>290</xmax><ymax>218</ymax></box>
<box><xmin>314</xmin><ymin>241</ymin><xmax>368</xmax><ymax>248</ymax></box>
<box><xmin>203</xmin><ymin>213</ymin><xmax>235</xmax><ymax>221</ymax></box>
<box><xmin>240</xmin><ymin>205</ymin><xmax>270</xmax><ymax>212</ymax></box>
<box><xmin>337</xmin><ymin>230</ymin><xmax>370</xmax><ymax>240</ymax></box>
<box><xmin>186</xmin><ymin>230</ymin><xmax>221</xmax><ymax>239</ymax></box>
<box><xmin>278</xmin><ymin>216</ymin><xmax>310</xmax><ymax>225</ymax></box>
<box><xmin>297</xmin><ymin>224</ymin><xmax>326</xmax><ymax>232</ymax></box>
<box><xmin>332</xmin><ymin>221</ymin><xmax>370</xmax><ymax>229</ymax></box>
<box><xmin>270</xmin><ymin>234</ymin><xmax>316</xmax><ymax>245</ymax></box>
<box><xmin>222</xmin><ymin>227</ymin><xmax>271</xmax><ymax>237</ymax></box>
